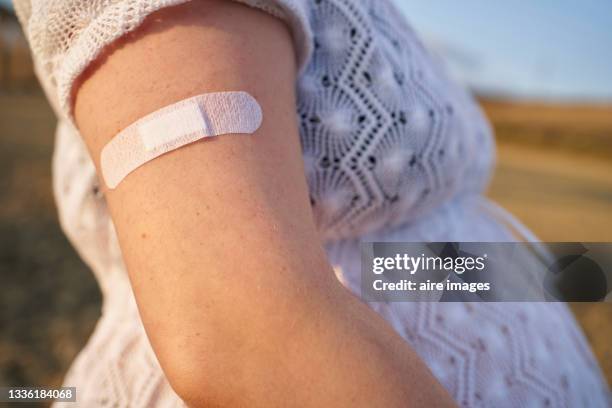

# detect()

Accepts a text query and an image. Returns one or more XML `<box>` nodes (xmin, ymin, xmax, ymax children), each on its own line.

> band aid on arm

<box><xmin>100</xmin><ymin>91</ymin><xmax>262</xmax><ymax>189</ymax></box>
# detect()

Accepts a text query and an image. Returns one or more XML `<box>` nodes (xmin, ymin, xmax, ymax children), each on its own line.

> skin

<box><xmin>73</xmin><ymin>1</ymin><xmax>457</xmax><ymax>407</ymax></box>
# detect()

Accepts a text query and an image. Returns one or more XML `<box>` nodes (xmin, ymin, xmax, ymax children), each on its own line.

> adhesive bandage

<box><xmin>100</xmin><ymin>91</ymin><xmax>262</xmax><ymax>189</ymax></box>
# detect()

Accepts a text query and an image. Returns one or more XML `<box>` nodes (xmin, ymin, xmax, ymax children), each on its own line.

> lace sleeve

<box><xmin>13</xmin><ymin>0</ymin><xmax>312</xmax><ymax>123</ymax></box>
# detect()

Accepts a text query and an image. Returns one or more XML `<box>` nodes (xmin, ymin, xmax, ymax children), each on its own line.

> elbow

<box><xmin>164</xmin><ymin>366</ymin><xmax>218</xmax><ymax>407</ymax></box>
<box><xmin>153</xmin><ymin>267</ymin><xmax>341</xmax><ymax>405</ymax></box>
<box><xmin>158</xmin><ymin>336</ymin><xmax>244</xmax><ymax>407</ymax></box>
<box><xmin>155</xmin><ymin>314</ymin><xmax>303</xmax><ymax>406</ymax></box>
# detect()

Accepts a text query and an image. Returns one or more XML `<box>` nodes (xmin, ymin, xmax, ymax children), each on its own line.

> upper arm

<box><xmin>74</xmin><ymin>0</ymin><xmax>337</xmax><ymax>400</ymax></box>
<box><xmin>68</xmin><ymin>3</ymin><xmax>459</xmax><ymax>407</ymax></box>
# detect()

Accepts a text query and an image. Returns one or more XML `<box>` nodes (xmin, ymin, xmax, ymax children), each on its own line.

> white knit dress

<box><xmin>14</xmin><ymin>0</ymin><xmax>610</xmax><ymax>406</ymax></box>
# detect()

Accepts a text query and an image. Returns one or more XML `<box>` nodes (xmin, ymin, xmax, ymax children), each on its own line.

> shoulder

<box><xmin>16</xmin><ymin>0</ymin><xmax>314</xmax><ymax>124</ymax></box>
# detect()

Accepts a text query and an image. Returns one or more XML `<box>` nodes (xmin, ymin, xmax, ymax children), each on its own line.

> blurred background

<box><xmin>1</xmin><ymin>0</ymin><xmax>611</xmax><ymax>405</ymax></box>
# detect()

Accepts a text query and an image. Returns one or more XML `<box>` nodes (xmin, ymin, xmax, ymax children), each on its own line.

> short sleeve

<box><xmin>13</xmin><ymin>0</ymin><xmax>313</xmax><ymax>123</ymax></box>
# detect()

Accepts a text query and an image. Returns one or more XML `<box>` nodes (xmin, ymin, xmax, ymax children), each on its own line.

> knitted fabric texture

<box><xmin>14</xmin><ymin>0</ymin><xmax>610</xmax><ymax>406</ymax></box>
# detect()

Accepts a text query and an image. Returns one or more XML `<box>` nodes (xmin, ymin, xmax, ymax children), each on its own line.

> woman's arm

<box><xmin>74</xmin><ymin>1</ymin><xmax>456</xmax><ymax>406</ymax></box>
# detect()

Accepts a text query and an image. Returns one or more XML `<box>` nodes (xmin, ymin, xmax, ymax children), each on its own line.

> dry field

<box><xmin>1</xmin><ymin>93</ymin><xmax>611</xmax><ymax>407</ymax></box>
<box><xmin>482</xmin><ymin>98</ymin><xmax>612</xmax><ymax>242</ymax></box>
<box><xmin>0</xmin><ymin>93</ymin><xmax>102</xmax><ymax>401</ymax></box>
<box><xmin>482</xmin><ymin>99</ymin><xmax>612</xmax><ymax>384</ymax></box>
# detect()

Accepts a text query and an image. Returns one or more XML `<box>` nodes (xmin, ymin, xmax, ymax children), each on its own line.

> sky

<box><xmin>2</xmin><ymin>0</ymin><xmax>611</xmax><ymax>102</ymax></box>
<box><xmin>393</xmin><ymin>0</ymin><xmax>612</xmax><ymax>102</ymax></box>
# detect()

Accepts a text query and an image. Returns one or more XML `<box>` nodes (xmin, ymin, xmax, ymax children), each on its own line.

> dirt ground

<box><xmin>0</xmin><ymin>93</ymin><xmax>611</xmax><ymax>405</ymax></box>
